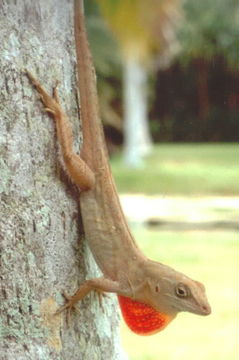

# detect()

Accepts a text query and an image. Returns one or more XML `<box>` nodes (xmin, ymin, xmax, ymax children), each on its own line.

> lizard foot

<box><xmin>95</xmin><ymin>289</ymin><xmax>108</xmax><ymax>312</ymax></box>
<box><xmin>25</xmin><ymin>70</ymin><xmax>61</xmax><ymax>117</ymax></box>
<box><xmin>55</xmin><ymin>292</ymin><xmax>80</xmax><ymax>325</ymax></box>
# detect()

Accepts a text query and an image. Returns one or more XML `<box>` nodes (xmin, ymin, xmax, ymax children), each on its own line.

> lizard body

<box><xmin>26</xmin><ymin>0</ymin><xmax>211</xmax><ymax>335</ymax></box>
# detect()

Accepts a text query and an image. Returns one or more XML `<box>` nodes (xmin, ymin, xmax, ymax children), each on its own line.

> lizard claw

<box><xmin>44</xmin><ymin>107</ymin><xmax>56</xmax><ymax>115</ymax></box>
<box><xmin>55</xmin><ymin>292</ymin><xmax>79</xmax><ymax>325</ymax></box>
<box><xmin>95</xmin><ymin>289</ymin><xmax>108</xmax><ymax>312</ymax></box>
<box><xmin>53</xmin><ymin>81</ymin><xmax>60</xmax><ymax>103</ymax></box>
<box><xmin>25</xmin><ymin>70</ymin><xmax>60</xmax><ymax>116</ymax></box>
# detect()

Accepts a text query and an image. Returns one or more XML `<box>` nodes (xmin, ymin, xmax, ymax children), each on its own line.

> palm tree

<box><xmin>97</xmin><ymin>0</ymin><xmax>181</xmax><ymax>166</ymax></box>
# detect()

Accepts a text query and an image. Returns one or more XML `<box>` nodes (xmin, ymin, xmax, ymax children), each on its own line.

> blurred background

<box><xmin>85</xmin><ymin>1</ymin><xmax>239</xmax><ymax>359</ymax></box>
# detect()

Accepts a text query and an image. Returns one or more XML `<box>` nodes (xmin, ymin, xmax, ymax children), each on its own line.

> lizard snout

<box><xmin>201</xmin><ymin>303</ymin><xmax>211</xmax><ymax>316</ymax></box>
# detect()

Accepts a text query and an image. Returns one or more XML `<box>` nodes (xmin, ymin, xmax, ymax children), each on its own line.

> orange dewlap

<box><xmin>118</xmin><ymin>295</ymin><xmax>174</xmax><ymax>335</ymax></box>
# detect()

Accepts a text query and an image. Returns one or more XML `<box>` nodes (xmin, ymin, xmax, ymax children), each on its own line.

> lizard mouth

<box><xmin>183</xmin><ymin>302</ymin><xmax>212</xmax><ymax>316</ymax></box>
<box><xmin>171</xmin><ymin>299</ymin><xmax>211</xmax><ymax>316</ymax></box>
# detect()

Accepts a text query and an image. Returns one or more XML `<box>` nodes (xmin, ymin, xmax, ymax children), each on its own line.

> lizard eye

<box><xmin>175</xmin><ymin>283</ymin><xmax>190</xmax><ymax>298</ymax></box>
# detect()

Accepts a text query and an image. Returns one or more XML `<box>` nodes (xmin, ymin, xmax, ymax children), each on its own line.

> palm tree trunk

<box><xmin>123</xmin><ymin>58</ymin><xmax>153</xmax><ymax>167</ymax></box>
<box><xmin>0</xmin><ymin>1</ymin><xmax>125</xmax><ymax>359</ymax></box>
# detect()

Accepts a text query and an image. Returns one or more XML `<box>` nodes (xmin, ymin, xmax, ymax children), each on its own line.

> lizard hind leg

<box><xmin>26</xmin><ymin>70</ymin><xmax>95</xmax><ymax>190</ymax></box>
<box><xmin>26</xmin><ymin>70</ymin><xmax>60</xmax><ymax>116</ymax></box>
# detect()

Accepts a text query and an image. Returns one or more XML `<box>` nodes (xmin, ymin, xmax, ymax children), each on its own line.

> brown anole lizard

<box><xmin>26</xmin><ymin>0</ymin><xmax>211</xmax><ymax>335</ymax></box>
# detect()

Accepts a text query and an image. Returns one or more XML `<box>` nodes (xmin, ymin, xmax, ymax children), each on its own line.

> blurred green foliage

<box><xmin>85</xmin><ymin>2</ymin><xmax>121</xmax><ymax>77</ymax></box>
<box><xmin>179</xmin><ymin>0</ymin><xmax>239</xmax><ymax>67</ymax></box>
<box><xmin>85</xmin><ymin>0</ymin><xmax>239</xmax><ymax>143</ymax></box>
<box><xmin>85</xmin><ymin>2</ymin><xmax>123</xmax><ymax>131</ymax></box>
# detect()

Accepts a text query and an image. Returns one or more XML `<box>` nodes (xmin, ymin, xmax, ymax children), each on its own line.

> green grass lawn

<box><xmin>110</xmin><ymin>144</ymin><xmax>239</xmax><ymax>359</ymax></box>
<box><xmin>111</xmin><ymin>143</ymin><xmax>239</xmax><ymax>195</ymax></box>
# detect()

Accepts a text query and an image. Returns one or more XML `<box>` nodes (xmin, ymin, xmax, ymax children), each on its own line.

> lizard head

<box><xmin>143</xmin><ymin>260</ymin><xmax>211</xmax><ymax>317</ymax></box>
<box><xmin>118</xmin><ymin>260</ymin><xmax>211</xmax><ymax>336</ymax></box>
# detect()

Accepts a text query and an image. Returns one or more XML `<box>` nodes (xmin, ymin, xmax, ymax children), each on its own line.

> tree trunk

<box><xmin>0</xmin><ymin>1</ymin><xmax>125</xmax><ymax>359</ymax></box>
<box><xmin>123</xmin><ymin>58</ymin><xmax>152</xmax><ymax>167</ymax></box>
<box><xmin>195</xmin><ymin>58</ymin><xmax>210</xmax><ymax>127</ymax></box>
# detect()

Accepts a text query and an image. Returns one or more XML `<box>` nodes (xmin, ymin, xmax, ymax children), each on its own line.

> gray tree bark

<box><xmin>0</xmin><ymin>1</ymin><xmax>126</xmax><ymax>359</ymax></box>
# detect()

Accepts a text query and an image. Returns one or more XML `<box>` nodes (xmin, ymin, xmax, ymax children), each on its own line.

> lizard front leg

<box><xmin>57</xmin><ymin>277</ymin><xmax>121</xmax><ymax>315</ymax></box>
<box><xmin>26</xmin><ymin>71</ymin><xmax>95</xmax><ymax>190</ymax></box>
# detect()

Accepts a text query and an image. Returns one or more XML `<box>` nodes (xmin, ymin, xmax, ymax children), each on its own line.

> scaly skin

<box><xmin>26</xmin><ymin>0</ymin><xmax>211</xmax><ymax>335</ymax></box>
